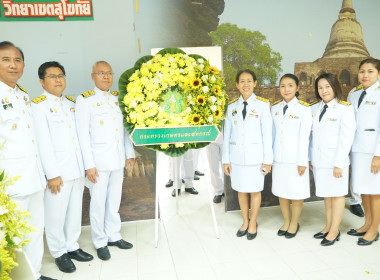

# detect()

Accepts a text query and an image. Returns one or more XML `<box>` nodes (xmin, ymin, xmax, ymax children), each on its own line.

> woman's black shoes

<box><xmin>357</xmin><ymin>232</ymin><xmax>379</xmax><ymax>246</ymax></box>
<box><xmin>313</xmin><ymin>232</ymin><xmax>328</xmax><ymax>239</ymax></box>
<box><xmin>347</xmin><ymin>229</ymin><xmax>366</xmax><ymax>237</ymax></box>
<box><xmin>321</xmin><ymin>232</ymin><xmax>340</xmax><ymax>246</ymax></box>
<box><xmin>247</xmin><ymin>224</ymin><xmax>258</xmax><ymax>240</ymax></box>
<box><xmin>277</xmin><ymin>229</ymin><xmax>287</xmax><ymax>236</ymax></box>
<box><xmin>285</xmin><ymin>224</ymin><xmax>299</xmax><ymax>239</ymax></box>
<box><xmin>236</xmin><ymin>228</ymin><xmax>248</xmax><ymax>237</ymax></box>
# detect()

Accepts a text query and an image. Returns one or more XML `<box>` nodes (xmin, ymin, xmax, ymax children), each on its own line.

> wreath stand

<box><xmin>154</xmin><ymin>150</ymin><xmax>220</xmax><ymax>248</ymax></box>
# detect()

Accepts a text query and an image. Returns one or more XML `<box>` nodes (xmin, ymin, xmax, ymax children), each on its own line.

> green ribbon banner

<box><xmin>0</xmin><ymin>0</ymin><xmax>94</xmax><ymax>21</ymax></box>
<box><xmin>130</xmin><ymin>125</ymin><xmax>220</xmax><ymax>146</ymax></box>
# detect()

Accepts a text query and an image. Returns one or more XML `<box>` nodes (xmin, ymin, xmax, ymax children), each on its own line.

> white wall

<box><xmin>0</xmin><ymin>0</ymin><xmax>139</xmax><ymax>98</ymax></box>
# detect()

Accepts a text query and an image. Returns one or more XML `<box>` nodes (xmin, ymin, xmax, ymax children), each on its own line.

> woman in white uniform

<box><xmin>271</xmin><ymin>74</ymin><xmax>312</xmax><ymax>238</ymax></box>
<box><xmin>310</xmin><ymin>73</ymin><xmax>356</xmax><ymax>246</ymax></box>
<box><xmin>347</xmin><ymin>58</ymin><xmax>380</xmax><ymax>245</ymax></box>
<box><xmin>223</xmin><ymin>69</ymin><xmax>273</xmax><ymax>240</ymax></box>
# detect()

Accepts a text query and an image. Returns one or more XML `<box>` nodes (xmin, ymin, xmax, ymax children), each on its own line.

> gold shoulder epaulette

<box><xmin>65</xmin><ymin>95</ymin><xmax>76</xmax><ymax>103</ymax></box>
<box><xmin>354</xmin><ymin>85</ymin><xmax>363</xmax><ymax>92</ymax></box>
<box><xmin>256</xmin><ymin>96</ymin><xmax>269</xmax><ymax>103</ymax></box>
<box><xmin>271</xmin><ymin>100</ymin><xmax>281</xmax><ymax>106</ymax></box>
<box><xmin>17</xmin><ymin>84</ymin><xmax>28</xmax><ymax>94</ymax></box>
<box><xmin>81</xmin><ymin>90</ymin><xmax>95</xmax><ymax>98</ymax></box>
<box><xmin>111</xmin><ymin>91</ymin><xmax>119</xmax><ymax>96</ymax></box>
<box><xmin>229</xmin><ymin>97</ymin><xmax>238</xmax><ymax>104</ymax></box>
<box><xmin>310</xmin><ymin>100</ymin><xmax>320</xmax><ymax>106</ymax></box>
<box><xmin>298</xmin><ymin>100</ymin><xmax>310</xmax><ymax>107</ymax></box>
<box><xmin>32</xmin><ymin>95</ymin><xmax>47</xmax><ymax>104</ymax></box>
<box><xmin>338</xmin><ymin>100</ymin><xmax>351</xmax><ymax>106</ymax></box>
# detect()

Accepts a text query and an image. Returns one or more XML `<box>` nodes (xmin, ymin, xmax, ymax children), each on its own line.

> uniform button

<box><xmin>280</xmin><ymin>141</ymin><xmax>283</xmax><ymax>144</ymax></box>
<box><xmin>242</xmin><ymin>134</ymin><xmax>245</xmax><ymax>136</ymax></box>
<box><xmin>113</xmin><ymin>117</ymin><xmax>116</xmax><ymax>120</ymax></box>
<box><xmin>72</xmin><ymin>136</ymin><xmax>75</xmax><ymax>140</ymax></box>
<box><xmin>75</xmin><ymin>148</ymin><xmax>78</xmax><ymax>151</ymax></box>
<box><xmin>116</xmin><ymin>129</ymin><xmax>118</xmax><ymax>131</ymax></box>
<box><xmin>8</xmin><ymin>88</ymin><xmax>11</xmax><ymax>93</ymax></box>
<box><xmin>117</xmin><ymin>140</ymin><xmax>120</xmax><ymax>143</ymax></box>
<box><xmin>281</xmin><ymin>122</ymin><xmax>284</xmax><ymax>125</ymax></box>
<box><xmin>69</xmin><ymin>125</ymin><xmax>72</xmax><ymax>128</ymax></box>
<box><xmin>281</xmin><ymin>131</ymin><xmax>283</xmax><ymax>134</ymax></box>
<box><xmin>318</xmin><ymin>148</ymin><xmax>320</xmax><ymax>151</ymax></box>
<box><xmin>111</xmin><ymin>106</ymin><xmax>113</xmax><ymax>109</ymax></box>
<box><xmin>28</xmin><ymin>124</ymin><xmax>30</xmax><ymax>128</ymax></box>
<box><xmin>22</xmin><ymin>110</ymin><xmax>25</xmax><ymax>114</ymax></box>
<box><xmin>32</xmin><ymin>140</ymin><xmax>35</xmax><ymax>143</ymax></box>
<box><xmin>35</xmin><ymin>154</ymin><xmax>38</xmax><ymax>158</ymax></box>
<box><xmin>66</xmin><ymin>113</ymin><xmax>68</xmax><ymax>117</ymax></box>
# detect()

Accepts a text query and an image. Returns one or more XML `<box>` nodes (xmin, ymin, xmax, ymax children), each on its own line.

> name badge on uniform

<box><xmin>365</xmin><ymin>101</ymin><xmax>376</xmax><ymax>105</ymax></box>
<box><xmin>251</xmin><ymin>109</ymin><xmax>257</xmax><ymax>113</ymax></box>
<box><xmin>12</xmin><ymin>123</ymin><xmax>17</xmax><ymax>130</ymax></box>
<box><xmin>275</xmin><ymin>111</ymin><xmax>279</xmax><ymax>116</ymax></box>
<box><xmin>327</xmin><ymin>118</ymin><xmax>337</xmax><ymax>122</ymax></box>
<box><xmin>70</xmin><ymin>107</ymin><xmax>75</xmax><ymax>112</ymax></box>
<box><xmin>115</xmin><ymin>101</ymin><xmax>119</xmax><ymax>105</ymax></box>
<box><xmin>249</xmin><ymin>114</ymin><xmax>259</xmax><ymax>118</ymax></box>
<box><xmin>24</xmin><ymin>96</ymin><xmax>28</xmax><ymax>102</ymax></box>
<box><xmin>3</xmin><ymin>103</ymin><xmax>13</xmax><ymax>110</ymax></box>
<box><xmin>25</xmin><ymin>101</ymin><xmax>31</xmax><ymax>107</ymax></box>
<box><xmin>289</xmin><ymin>115</ymin><xmax>299</xmax><ymax>119</ymax></box>
<box><xmin>100</xmin><ymin>120</ymin><xmax>104</xmax><ymax>125</ymax></box>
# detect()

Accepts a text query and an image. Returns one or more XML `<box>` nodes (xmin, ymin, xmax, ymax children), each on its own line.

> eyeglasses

<box><xmin>93</xmin><ymin>71</ymin><xmax>114</xmax><ymax>78</ymax></box>
<box><xmin>44</xmin><ymin>74</ymin><xmax>66</xmax><ymax>80</ymax></box>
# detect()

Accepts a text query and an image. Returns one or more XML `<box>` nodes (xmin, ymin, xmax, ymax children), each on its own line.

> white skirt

<box><xmin>313</xmin><ymin>167</ymin><xmax>349</xmax><ymax>197</ymax></box>
<box><xmin>230</xmin><ymin>164</ymin><xmax>264</xmax><ymax>193</ymax></box>
<box><xmin>352</xmin><ymin>152</ymin><xmax>380</xmax><ymax>195</ymax></box>
<box><xmin>272</xmin><ymin>163</ymin><xmax>310</xmax><ymax>200</ymax></box>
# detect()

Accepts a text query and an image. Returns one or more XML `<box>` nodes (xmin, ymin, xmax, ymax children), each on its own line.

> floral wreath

<box><xmin>118</xmin><ymin>47</ymin><xmax>227</xmax><ymax>156</ymax></box>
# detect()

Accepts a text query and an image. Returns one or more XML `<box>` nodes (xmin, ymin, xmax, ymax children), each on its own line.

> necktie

<box><xmin>283</xmin><ymin>104</ymin><xmax>288</xmax><ymax>115</ymax></box>
<box><xmin>357</xmin><ymin>90</ymin><xmax>367</xmax><ymax>108</ymax></box>
<box><xmin>319</xmin><ymin>104</ymin><xmax>328</xmax><ymax>122</ymax></box>
<box><xmin>242</xmin><ymin>101</ymin><xmax>248</xmax><ymax>120</ymax></box>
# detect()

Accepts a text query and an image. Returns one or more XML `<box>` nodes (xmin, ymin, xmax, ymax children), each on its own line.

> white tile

<box><xmin>100</xmin><ymin>257</ymin><xmax>137</xmax><ymax>279</ymax></box>
<box><xmin>281</xmin><ymin>252</ymin><xmax>330</xmax><ymax>274</ymax></box>
<box><xmin>139</xmin><ymin>270</ymin><xmax>177</xmax><ymax>280</ymax></box>
<box><xmin>176</xmin><ymin>266</ymin><xmax>217</xmax><ymax>280</ymax></box>
<box><xmin>248</xmin><ymin>255</ymin><xmax>295</xmax><ymax>279</ymax></box>
<box><xmin>137</xmin><ymin>252</ymin><xmax>175</xmax><ymax>274</ymax></box>
<box><xmin>211</xmin><ymin>261</ymin><xmax>259</xmax><ymax>280</ymax></box>
<box><xmin>332</xmin><ymin>264</ymin><xmax>379</xmax><ymax>279</ymax></box>
<box><xmin>312</xmin><ymin>246</ymin><xmax>363</xmax><ymax>269</ymax></box>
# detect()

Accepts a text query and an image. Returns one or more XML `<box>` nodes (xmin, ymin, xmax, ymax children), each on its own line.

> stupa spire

<box><xmin>322</xmin><ymin>0</ymin><xmax>369</xmax><ymax>58</ymax></box>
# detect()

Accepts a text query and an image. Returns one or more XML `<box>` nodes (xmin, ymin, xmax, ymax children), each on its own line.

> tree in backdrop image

<box><xmin>210</xmin><ymin>23</ymin><xmax>282</xmax><ymax>87</ymax></box>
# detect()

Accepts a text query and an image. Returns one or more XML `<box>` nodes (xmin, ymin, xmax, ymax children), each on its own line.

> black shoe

<box><xmin>68</xmin><ymin>248</ymin><xmax>93</xmax><ymax>262</ymax></box>
<box><xmin>247</xmin><ymin>223</ymin><xmax>258</xmax><ymax>240</ymax></box>
<box><xmin>194</xmin><ymin>175</ymin><xmax>200</xmax><ymax>180</ymax></box>
<box><xmin>185</xmin><ymin>187</ymin><xmax>199</xmax><ymax>195</ymax></box>
<box><xmin>285</xmin><ymin>224</ymin><xmax>300</xmax><ymax>239</ymax></box>
<box><xmin>172</xmin><ymin>189</ymin><xmax>181</xmax><ymax>197</ymax></box>
<box><xmin>349</xmin><ymin>204</ymin><xmax>365</xmax><ymax>217</ymax></box>
<box><xmin>357</xmin><ymin>233</ymin><xmax>379</xmax><ymax>246</ymax></box>
<box><xmin>236</xmin><ymin>227</ymin><xmax>248</xmax><ymax>237</ymax></box>
<box><xmin>347</xmin><ymin>228</ymin><xmax>366</xmax><ymax>236</ymax></box>
<box><xmin>96</xmin><ymin>246</ymin><xmax>110</xmax><ymax>260</ymax></box>
<box><xmin>313</xmin><ymin>232</ymin><xmax>328</xmax><ymax>239</ymax></box>
<box><xmin>194</xmin><ymin>170</ymin><xmax>204</xmax><ymax>176</ymax></box>
<box><xmin>277</xmin><ymin>229</ymin><xmax>287</xmax><ymax>236</ymax></box>
<box><xmin>39</xmin><ymin>276</ymin><xmax>57</xmax><ymax>280</ymax></box>
<box><xmin>321</xmin><ymin>232</ymin><xmax>340</xmax><ymax>246</ymax></box>
<box><xmin>165</xmin><ymin>179</ymin><xmax>174</xmax><ymax>188</ymax></box>
<box><xmin>213</xmin><ymin>193</ymin><xmax>224</xmax><ymax>203</ymax></box>
<box><xmin>108</xmin><ymin>239</ymin><xmax>133</xmax><ymax>249</ymax></box>
<box><xmin>55</xmin><ymin>253</ymin><xmax>76</xmax><ymax>273</ymax></box>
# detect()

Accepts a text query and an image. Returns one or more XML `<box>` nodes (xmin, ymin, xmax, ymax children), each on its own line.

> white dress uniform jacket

<box><xmin>272</xmin><ymin>98</ymin><xmax>312</xmax><ymax>167</ymax></box>
<box><xmin>0</xmin><ymin>81</ymin><xmax>46</xmax><ymax>277</ymax></box>
<box><xmin>223</xmin><ymin>94</ymin><xmax>273</xmax><ymax>166</ymax></box>
<box><xmin>347</xmin><ymin>81</ymin><xmax>380</xmax><ymax>156</ymax></box>
<box><xmin>0</xmin><ymin>81</ymin><xmax>46</xmax><ymax>196</ymax></box>
<box><xmin>75</xmin><ymin>87</ymin><xmax>135</xmax><ymax>171</ymax></box>
<box><xmin>310</xmin><ymin>99</ymin><xmax>356</xmax><ymax>169</ymax></box>
<box><xmin>31</xmin><ymin>91</ymin><xmax>84</xmax><ymax>180</ymax></box>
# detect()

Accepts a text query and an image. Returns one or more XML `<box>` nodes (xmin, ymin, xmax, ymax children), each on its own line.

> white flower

<box><xmin>210</xmin><ymin>96</ymin><xmax>217</xmax><ymax>104</ymax></box>
<box><xmin>179</xmin><ymin>68</ymin><xmax>184</xmax><ymax>73</ymax></box>
<box><xmin>211</xmin><ymin>75</ymin><xmax>216</xmax><ymax>82</ymax></box>
<box><xmin>208</xmin><ymin>116</ymin><xmax>214</xmax><ymax>122</ymax></box>
<box><xmin>187</xmin><ymin>94</ymin><xmax>192</xmax><ymax>101</ymax></box>
<box><xmin>153</xmin><ymin>77</ymin><xmax>160</xmax><ymax>84</ymax></box>
<box><xmin>197</xmin><ymin>58</ymin><xmax>204</xmax><ymax>64</ymax></box>
<box><xmin>0</xmin><ymin>230</ymin><xmax>5</xmax><ymax>242</ymax></box>
<box><xmin>169</xmin><ymin>56</ymin><xmax>174</xmax><ymax>63</ymax></box>
<box><xmin>217</xmin><ymin>100</ymin><xmax>222</xmax><ymax>105</ymax></box>
<box><xmin>186</xmin><ymin>107</ymin><xmax>191</xmax><ymax>114</ymax></box>
<box><xmin>130</xmin><ymin>101</ymin><xmax>137</xmax><ymax>108</ymax></box>
<box><xmin>192</xmin><ymin>61</ymin><xmax>197</xmax><ymax>66</ymax></box>
<box><xmin>201</xmin><ymin>75</ymin><xmax>209</xmax><ymax>82</ymax></box>
<box><xmin>202</xmin><ymin>86</ymin><xmax>209</xmax><ymax>93</ymax></box>
<box><xmin>148</xmin><ymin>102</ymin><xmax>154</xmax><ymax>108</ymax></box>
<box><xmin>189</xmin><ymin>100</ymin><xmax>195</xmax><ymax>105</ymax></box>
<box><xmin>211</xmin><ymin>105</ymin><xmax>217</xmax><ymax>112</ymax></box>
<box><xmin>0</xmin><ymin>205</ymin><xmax>9</xmax><ymax>215</ymax></box>
<box><xmin>198</xmin><ymin>64</ymin><xmax>204</xmax><ymax>71</ymax></box>
<box><xmin>146</xmin><ymin>60</ymin><xmax>152</xmax><ymax>65</ymax></box>
<box><xmin>183</xmin><ymin>54</ymin><xmax>189</xmax><ymax>59</ymax></box>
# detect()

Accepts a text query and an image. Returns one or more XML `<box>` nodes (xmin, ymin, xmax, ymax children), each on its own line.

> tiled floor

<box><xmin>40</xmin><ymin>173</ymin><xmax>380</xmax><ymax>280</ymax></box>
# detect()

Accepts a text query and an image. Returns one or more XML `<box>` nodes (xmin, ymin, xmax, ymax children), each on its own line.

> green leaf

<box><xmin>133</xmin><ymin>55</ymin><xmax>154</xmax><ymax>70</ymax></box>
<box><xmin>189</xmin><ymin>54</ymin><xmax>206</xmax><ymax>61</ymax></box>
<box><xmin>157</xmin><ymin>47</ymin><xmax>185</xmax><ymax>56</ymax></box>
<box><xmin>0</xmin><ymin>170</ymin><xmax>4</xmax><ymax>181</ymax></box>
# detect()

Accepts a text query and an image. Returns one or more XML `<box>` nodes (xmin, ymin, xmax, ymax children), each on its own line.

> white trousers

<box><xmin>89</xmin><ymin>169</ymin><xmax>123</xmax><ymax>249</ymax></box>
<box><xmin>206</xmin><ymin>142</ymin><xmax>224</xmax><ymax>195</ymax></box>
<box><xmin>13</xmin><ymin>190</ymin><xmax>44</xmax><ymax>279</ymax></box>
<box><xmin>44</xmin><ymin>177</ymin><xmax>85</xmax><ymax>258</ymax></box>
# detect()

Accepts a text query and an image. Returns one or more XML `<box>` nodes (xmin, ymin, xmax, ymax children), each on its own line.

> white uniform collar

<box><xmin>44</xmin><ymin>90</ymin><xmax>64</xmax><ymax>102</ymax></box>
<box><xmin>239</xmin><ymin>93</ymin><xmax>256</xmax><ymax>104</ymax></box>
<box><xmin>320</xmin><ymin>98</ymin><xmax>337</xmax><ymax>110</ymax></box>
<box><xmin>0</xmin><ymin>80</ymin><xmax>17</xmax><ymax>93</ymax></box>
<box><xmin>283</xmin><ymin>96</ymin><xmax>298</xmax><ymax>107</ymax></box>
<box><xmin>94</xmin><ymin>86</ymin><xmax>110</xmax><ymax>96</ymax></box>
<box><xmin>363</xmin><ymin>81</ymin><xmax>380</xmax><ymax>93</ymax></box>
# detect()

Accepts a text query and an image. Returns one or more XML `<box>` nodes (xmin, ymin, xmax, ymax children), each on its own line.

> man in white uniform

<box><xmin>31</xmin><ymin>61</ymin><xmax>93</xmax><ymax>273</ymax></box>
<box><xmin>206</xmin><ymin>132</ymin><xmax>224</xmax><ymax>203</ymax></box>
<box><xmin>0</xmin><ymin>41</ymin><xmax>54</xmax><ymax>280</ymax></box>
<box><xmin>75</xmin><ymin>61</ymin><xmax>135</xmax><ymax>260</ymax></box>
